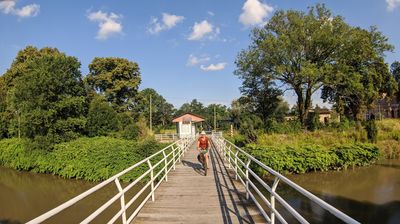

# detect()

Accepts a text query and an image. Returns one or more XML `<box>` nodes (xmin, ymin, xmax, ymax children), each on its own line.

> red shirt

<box><xmin>198</xmin><ymin>136</ymin><xmax>209</xmax><ymax>149</ymax></box>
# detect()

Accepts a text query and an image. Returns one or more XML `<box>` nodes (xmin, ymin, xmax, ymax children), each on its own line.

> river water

<box><xmin>1</xmin><ymin>160</ymin><xmax>400</xmax><ymax>223</ymax></box>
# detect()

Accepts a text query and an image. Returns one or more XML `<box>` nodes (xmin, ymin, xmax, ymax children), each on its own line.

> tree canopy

<box><xmin>86</xmin><ymin>57</ymin><xmax>141</xmax><ymax>112</ymax></box>
<box><xmin>235</xmin><ymin>4</ymin><xmax>396</xmax><ymax>123</ymax></box>
<box><xmin>5</xmin><ymin>47</ymin><xmax>87</xmax><ymax>144</ymax></box>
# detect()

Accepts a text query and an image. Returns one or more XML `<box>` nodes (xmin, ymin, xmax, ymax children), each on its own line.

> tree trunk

<box><xmin>295</xmin><ymin>88</ymin><xmax>306</xmax><ymax>125</ymax></box>
<box><xmin>304</xmin><ymin>86</ymin><xmax>313</xmax><ymax>125</ymax></box>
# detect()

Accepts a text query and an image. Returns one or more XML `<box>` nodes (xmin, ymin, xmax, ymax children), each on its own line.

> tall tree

<box><xmin>135</xmin><ymin>88</ymin><xmax>175</xmax><ymax>127</ymax></box>
<box><xmin>322</xmin><ymin>28</ymin><xmax>397</xmax><ymax>120</ymax></box>
<box><xmin>391</xmin><ymin>61</ymin><xmax>400</xmax><ymax>99</ymax></box>
<box><xmin>236</xmin><ymin>4</ymin><xmax>349</xmax><ymax>125</ymax></box>
<box><xmin>8</xmin><ymin>47</ymin><xmax>87</xmax><ymax>144</ymax></box>
<box><xmin>176</xmin><ymin>99</ymin><xmax>205</xmax><ymax>117</ymax></box>
<box><xmin>86</xmin><ymin>57</ymin><xmax>141</xmax><ymax>112</ymax></box>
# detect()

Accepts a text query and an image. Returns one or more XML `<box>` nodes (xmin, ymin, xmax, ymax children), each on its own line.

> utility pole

<box><xmin>214</xmin><ymin>105</ymin><xmax>216</xmax><ymax>131</ymax></box>
<box><xmin>149</xmin><ymin>94</ymin><xmax>152</xmax><ymax>132</ymax></box>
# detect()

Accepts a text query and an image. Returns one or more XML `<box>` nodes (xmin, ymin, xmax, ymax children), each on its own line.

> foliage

<box><xmin>391</xmin><ymin>61</ymin><xmax>400</xmax><ymax>99</ymax></box>
<box><xmin>135</xmin><ymin>88</ymin><xmax>175</xmax><ymax>127</ymax></box>
<box><xmin>322</xmin><ymin>27</ymin><xmax>397</xmax><ymax>120</ymax></box>
<box><xmin>236</xmin><ymin>4</ymin><xmax>349</xmax><ymax>125</ymax></box>
<box><xmin>7</xmin><ymin>47</ymin><xmax>87</xmax><ymax>146</ymax></box>
<box><xmin>0</xmin><ymin>137</ymin><xmax>167</xmax><ymax>182</ymax></box>
<box><xmin>236</xmin><ymin>4</ymin><xmax>395</xmax><ymax>125</ymax></box>
<box><xmin>245</xmin><ymin>143</ymin><xmax>379</xmax><ymax>175</ymax></box>
<box><xmin>265</xmin><ymin>119</ymin><xmax>302</xmax><ymax>134</ymax></box>
<box><xmin>365</xmin><ymin>119</ymin><xmax>378</xmax><ymax>143</ymax></box>
<box><xmin>87</xmin><ymin>97</ymin><xmax>119</xmax><ymax>137</ymax></box>
<box><xmin>86</xmin><ymin>57</ymin><xmax>141</xmax><ymax>112</ymax></box>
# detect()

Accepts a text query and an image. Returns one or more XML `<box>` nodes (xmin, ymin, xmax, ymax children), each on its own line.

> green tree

<box><xmin>204</xmin><ymin>104</ymin><xmax>231</xmax><ymax>130</ymax></box>
<box><xmin>86</xmin><ymin>57</ymin><xmax>141</xmax><ymax>112</ymax></box>
<box><xmin>391</xmin><ymin>61</ymin><xmax>400</xmax><ymax>99</ymax></box>
<box><xmin>176</xmin><ymin>99</ymin><xmax>205</xmax><ymax>117</ymax></box>
<box><xmin>322</xmin><ymin>27</ymin><xmax>397</xmax><ymax>120</ymax></box>
<box><xmin>234</xmin><ymin>68</ymin><xmax>283</xmax><ymax>124</ymax></box>
<box><xmin>9</xmin><ymin>47</ymin><xmax>87</xmax><ymax>145</ymax></box>
<box><xmin>135</xmin><ymin>88</ymin><xmax>175</xmax><ymax>127</ymax></box>
<box><xmin>0</xmin><ymin>77</ymin><xmax>9</xmax><ymax>138</ymax></box>
<box><xmin>87</xmin><ymin>97</ymin><xmax>119</xmax><ymax>137</ymax></box>
<box><xmin>236</xmin><ymin>4</ymin><xmax>350</xmax><ymax>125</ymax></box>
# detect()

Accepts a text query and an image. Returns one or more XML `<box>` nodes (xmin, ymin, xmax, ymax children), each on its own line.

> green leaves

<box><xmin>0</xmin><ymin>137</ymin><xmax>167</xmax><ymax>182</ymax></box>
<box><xmin>5</xmin><ymin>47</ymin><xmax>87</xmax><ymax>145</ymax></box>
<box><xmin>246</xmin><ymin>143</ymin><xmax>379</xmax><ymax>174</ymax></box>
<box><xmin>86</xmin><ymin>57</ymin><xmax>141</xmax><ymax>112</ymax></box>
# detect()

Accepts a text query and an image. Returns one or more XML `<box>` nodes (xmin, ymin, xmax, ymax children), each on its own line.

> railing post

<box><xmin>114</xmin><ymin>178</ymin><xmax>127</xmax><ymax>224</ymax></box>
<box><xmin>228</xmin><ymin>149</ymin><xmax>231</xmax><ymax>169</ymax></box>
<box><xmin>162</xmin><ymin>151</ymin><xmax>168</xmax><ymax>182</ymax></box>
<box><xmin>172</xmin><ymin>145</ymin><xmax>176</xmax><ymax>170</ymax></box>
<box><xmin>235</xmin><ymin>151</ymin><xmax>239</xmax><ymax>180</ymax></box>
<box><xmin>147</xmin><ymin>160</ymin><xmax>155</xmax><ymax>202</ymax></box>
<box><xmin>271</xmin><ymin>177</ymin><xmax>280</xmax><ymax>224</ymax></box>
<box><xmin>245</xmin><ymin>159</ymin><xmax>251</xmax><ymax>200</ymax></box>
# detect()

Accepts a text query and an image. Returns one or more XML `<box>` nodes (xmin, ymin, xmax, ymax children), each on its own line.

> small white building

<box><xmin>172</xmin><ymin>113</ymin><xmax>205</xmax><ymax>138</ymax></box>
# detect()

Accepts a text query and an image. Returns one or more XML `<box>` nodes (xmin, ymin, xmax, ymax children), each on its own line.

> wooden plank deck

<box><xmin>134</xmin><ymin>140</ymin><xmax>264</xmax><ymax>224</ymax></box>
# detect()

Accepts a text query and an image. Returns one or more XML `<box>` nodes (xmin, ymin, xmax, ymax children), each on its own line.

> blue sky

<box><xmin>1</xmin><ymin>0</ymin><xmax>399</xmax><ymax>108</ymax></box>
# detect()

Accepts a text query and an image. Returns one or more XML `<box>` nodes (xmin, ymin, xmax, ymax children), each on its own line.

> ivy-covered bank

<box><xmin>244</xmin><ymin>143</ymin><xmax>379</xmax><ymax>175</ymax></box>
<box><xmin>0</xmin><ymin>137</ymin><xmax>167</xmax><ymax>182</ymax></box>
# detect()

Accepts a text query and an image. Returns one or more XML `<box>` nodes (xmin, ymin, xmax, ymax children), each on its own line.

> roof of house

<box><xmin>172</xmin><ymin>113</ymin><xmax>205</xmax><ymax>123</ymax></box>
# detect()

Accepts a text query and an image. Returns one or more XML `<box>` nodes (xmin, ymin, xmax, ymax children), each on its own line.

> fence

<box><xmin>27</xmin><ymin>137</ymin><xmax>195</xmax><ymax>224</ymax></box>
<box><xmin>154</xmin><ymin>133</ymin><xmax>179</xmax><ymax>142</ymax></box>
<box><xmin>211</xmin><ymin>134</ymin><xmax>360</xmax><ymax>224</ymax></box>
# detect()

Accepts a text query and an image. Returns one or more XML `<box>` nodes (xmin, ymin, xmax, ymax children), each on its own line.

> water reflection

<box><xmin>277</xmin><ymin>159</ymin><xmax>400</xmax><ymax>224</ymax></box>
<box><xmin>0</xmin><ymin>167</ymin><xmax>146</xmax><ymax>223</ymax></box>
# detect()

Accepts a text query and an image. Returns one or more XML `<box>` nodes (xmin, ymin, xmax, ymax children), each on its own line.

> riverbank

<box><xmin>0</xmin><ymin>137</ymin><xmax>167</xmax><ymax>182</ymax></box>
<box><xmin>228</xmin><ymin>119</ymin><xmax>400</xmax><ymax>174</ymax></box>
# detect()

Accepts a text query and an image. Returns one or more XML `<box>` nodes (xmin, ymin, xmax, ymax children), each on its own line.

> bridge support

<box><xmin>270</xmin><ymin>177</ymin><xmax>280</xmax><ymax>224</ymax></box>
<box><xmin>162</xmin><ymin>151</ymin><xmax>168</xmax><ymax>182</ymax></box>
<box><xmin>245</xmin><ymin>159</ymin><xmax>251</xmax><ymax>200</ymax></box>
<box><xmin>114</xmin><ymin>178</ymin><xmax>127</xmax><ymax>224</ymax></box>
<box><xmin>147</xmin><ymin>160</ymin><xmax>155</xmax><ymax>202</ymax></box>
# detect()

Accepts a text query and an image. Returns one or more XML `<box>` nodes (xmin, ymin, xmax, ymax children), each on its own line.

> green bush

<box><xmin>87</xmin><ymin>97</ymin><xmax>119</xmax><ymax>137</ymax></box>
<box><xmin>0</xmin><ymin>137</ymin><xmax>167</xmax><ymax>182</ymax></box>
<box><xmin>245</xmin><ymin>143</ymin><xmax>379</xmax><ymax>175</ymax></box>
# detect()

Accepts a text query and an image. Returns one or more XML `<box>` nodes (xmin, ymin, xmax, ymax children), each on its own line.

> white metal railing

<box><xmin>27</xmin><ymin>137</ymin><xmax>195</xmax><ymax>224</ymax></box>
<box><xmin>211</xmin><ymin>134</ymin><xmax>360</xmax><ymax>224</ymax></box>
<box><xmin>154</xmin><ymin>133</ymin><xmax>179</xmax><ymax>142</ymax></box>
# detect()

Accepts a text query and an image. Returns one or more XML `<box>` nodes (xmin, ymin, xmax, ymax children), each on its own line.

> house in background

<box><xmin>366</xmin><ymin>95</ymin><xmax>400</xmax><ymax>119</ymax></box>
<box><xmin>172</xmin><ymin>113</ymin><xmax>205</xmax><ymax>138</ymax></box>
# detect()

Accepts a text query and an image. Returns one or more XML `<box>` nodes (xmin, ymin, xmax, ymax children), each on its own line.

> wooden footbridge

<box><xmin>27</xmin><ymin>133</ymin><xmax>360</xmax><ymax>224</ymax></box>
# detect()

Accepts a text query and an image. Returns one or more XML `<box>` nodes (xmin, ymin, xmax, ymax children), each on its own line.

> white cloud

<box><xmin>87</xmin><ymin>10</ymin><xmax>123</xmax><ymax>40</ymax></box>
<box><xmin>188</xmin><ymin>20</ymin><xmax>219</xmax><ymax>41</ymax></box>
<box><xmin>239</xmin><ymin>0</ymin><xmax>273</xmax><ymax>26</ymax></box>
<box><xmin>200</xmin><ymin>62</ymin><xmax>227</xmax><ymax>71</ymax></box>
<box><xmin>387</xmin><ymin>0</ymin><xmax>400</xmax><ymax>11</ymax></box>
<box><xmin>0</xmin><ymin>0</ymin><xmax>40</xmax><ymax>18</ymax></box>
<box><xmin>148</xmin><ymin>13</ymin><xmax>184</xmax><ymax>34</ymax></box>
<box><xmin>187</xmin><ymin>54</ymin><xmax>210</xmax><ymax>66</ymax></box>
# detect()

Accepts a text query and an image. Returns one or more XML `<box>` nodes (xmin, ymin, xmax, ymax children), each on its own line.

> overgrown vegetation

<box><xmin>227</xmin><ymin>119</ymin><xmax>400</xmax><ymax>174</ymax></box>
<box><xmin>0</xmin><ymin>137</ymin><xmax>167</xmax><ymax>182</ymax></box>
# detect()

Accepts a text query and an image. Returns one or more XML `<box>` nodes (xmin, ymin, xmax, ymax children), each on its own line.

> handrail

<box><xmin>27</xmin><ymin>137</ymin><xmax>195</xmax><ymax>224</ymax></box>
<box><xmin>211</xmin><ymin>134</ymin><xmax>360</xmax><ymax>224</ymax></box>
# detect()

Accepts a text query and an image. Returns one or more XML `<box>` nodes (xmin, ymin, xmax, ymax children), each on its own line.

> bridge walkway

<box><xmin>134</xmin><ymin>140</ymin><xmax>264</xmax><ymax>224</ymax></box>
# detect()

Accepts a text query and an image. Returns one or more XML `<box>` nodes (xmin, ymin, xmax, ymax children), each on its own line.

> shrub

<box><xmin>244</xmin><ymin>143</ymin><xmax>379</xmax><ymax>175</ymax></box>
<box><xmin>87</xmin><ymin>97</ymin><xmax>119</xmax><ymax>137</ymax></box>
<box><xmin>0</xmin><ymin>137</ymin><xmax>167</xmax><ymax>182</ymax></box>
